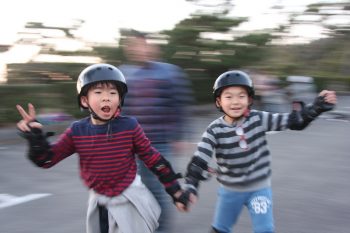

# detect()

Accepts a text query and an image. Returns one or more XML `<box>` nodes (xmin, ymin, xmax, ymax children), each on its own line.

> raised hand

<box><xmin>319</xmin><ymin>90</ymin><xmax>337</xmax><ymax>105</ymax></box>
<box><xmin>16</xmin><ymin>103</ymin><xmax>42</xmax><ymax>132</ymax></box>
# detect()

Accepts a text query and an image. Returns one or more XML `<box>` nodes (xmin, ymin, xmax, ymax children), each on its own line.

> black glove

<box><xmin>306</xmin><ymin>96</ymin><xmax>335</xmax><ymax>119</ymax></box>
<box><xmin>150</xmin><ymin>157</ymin><xmax>182</xmax><ymax>183</ymax></box>
<box><xmin>165</xmin><ymin>182</ymin><xmax>182</xmax><ymax>198</ymax></box>
<box><xmin>165</xmin><ymin>182</ymin><xmax>190</xmax><ymax>207</ymax></box>
<box><xmin>172</xmin><ymin>177</ymin><xmax>200</xmax><ymax>210</ymax></box>
<box><xmin>174</xmin><ymin>190</ymin><xmax>192</xmax><ymax>209</ymax></box>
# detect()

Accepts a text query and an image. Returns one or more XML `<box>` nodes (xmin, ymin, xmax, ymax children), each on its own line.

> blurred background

<box><xmin>1</xmin><ymin>0</ymin><xmax>350</xmax><ymax>125</ymax></box>
<box><xmin>1</xmin><ymin>0</ymin><xmax>350</xmax><ymax>233</ymax></box>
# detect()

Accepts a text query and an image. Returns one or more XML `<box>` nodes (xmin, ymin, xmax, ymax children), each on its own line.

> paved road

<box><xmin>1</xmin><ymin>97</ymin><xmax>349</xmax><ymax>233</ymax></box>
<box><xmin>173</xmin><ymin>118</ymin><xmax>350</xmax><ymax>233</ymax></box>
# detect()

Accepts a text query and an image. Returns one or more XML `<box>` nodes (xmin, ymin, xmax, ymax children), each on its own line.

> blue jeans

<box><xmin>212</xmin><ymin>186</ymin><xmax>275</xmax><ymax>233</ymax></box>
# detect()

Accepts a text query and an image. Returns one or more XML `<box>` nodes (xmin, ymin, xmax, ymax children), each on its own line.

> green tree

<box><xmin>160</xmin><ymin>14</ymin><xmax>274</xmax><ymax>82</ymax></box>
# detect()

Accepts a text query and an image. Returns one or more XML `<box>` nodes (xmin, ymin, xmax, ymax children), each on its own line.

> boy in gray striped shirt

<box><xmin>182</xmin><ymin>70</ymin><xmax>337</xmax><ymax>233</ymax></box>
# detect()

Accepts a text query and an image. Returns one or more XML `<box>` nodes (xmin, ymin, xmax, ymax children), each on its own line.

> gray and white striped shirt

<box><xmin>193</xmin><ymin>110</ymin><xmax>289</xmax><ymax>192</ymax></box>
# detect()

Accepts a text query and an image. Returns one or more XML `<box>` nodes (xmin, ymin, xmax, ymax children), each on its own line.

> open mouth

<box><xmin>101</xmin><ymin>106</ymin><xmax>111</xmax><ymax>113</ymax></box>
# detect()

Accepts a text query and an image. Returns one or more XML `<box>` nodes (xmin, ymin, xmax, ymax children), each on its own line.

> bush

<box><xmin>0</xmin><ymin>83</ymin><xmax>85</xmax><ymax>126</ymax></box>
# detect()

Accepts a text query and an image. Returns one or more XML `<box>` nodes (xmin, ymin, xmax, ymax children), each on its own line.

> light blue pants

<box><xmin>212</xmin><ymin>186</ymin><xmax>275</xmax><ymax>233</ymax></box>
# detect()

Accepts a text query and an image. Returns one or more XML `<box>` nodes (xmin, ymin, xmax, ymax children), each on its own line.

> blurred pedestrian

<box><xmin>181</xmin><ymin>70</ymin><xmax>337</xmax><ymax>233</ymax></box>
<box><xmin>119</xmin><ymin>30</ymin><xmax>193</xmax><ymax>233</ymax></box>
<box><xmin>15</xmin><ymin>64</ymin><xmax>188</xmax><ymax>233</ymax></box>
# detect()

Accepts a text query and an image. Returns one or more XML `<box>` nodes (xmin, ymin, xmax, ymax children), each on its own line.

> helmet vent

<box><xmin>108</xmin><ymin>67</ymin><xmax>113</xmax><ymax>70</ymax></box>
<box><xmin>97</xmin><ymin>67</ymin><xmax>101</xmax><ymax>70</ymax></box>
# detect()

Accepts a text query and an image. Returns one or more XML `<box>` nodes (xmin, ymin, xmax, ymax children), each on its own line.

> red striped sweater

<box><xmin>36</xmin><ymin>116</ymin><xmax>176</xmax><ymax>197</ymax></box>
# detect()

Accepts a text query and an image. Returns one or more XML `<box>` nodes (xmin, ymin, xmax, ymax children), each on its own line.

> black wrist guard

<box><xmin>165</xmin><ymin>182</ymin><xmax>187</xmax><ymax>206</ymax></box>
<box><xmin>184</xmin><ymin>176</ymin><xmax>199</xmax><ymax>196</ymax></box>
<box><xmin>150</xmin><ymin>157</ymin><xmax>182</xmax><ymax>183</ymax></box>
<box><xmin>288</xmin><ymin>101</ymin><xmax>307</xmax><ymax>130</ymax></box>
<box><xmin>165</xmin><ymin>182</ymin><xmax>182</xmax><ymax>196</ymax></box>
<box><xmin>183</xmin><ymin>156</ymin><xmax>212</xmax><ymax>196</ymax></box>
<box><xmin>186</xmin><ymin>156</ymin><xmax>210</xmax><ymax>181</ymax></box>
<box><xmin>18</xmin><ymin>127</ymin><xmax>54</xmax><ymax>166</ymax></box>
<box><xmin>288</xmin><ymin>97</ymin><xmax>334</xmax><ymax>131</ymax></box>
<box><xmin>304</xmin><ymin>96</ymin><xmax>335</xmax><ymax>119</ymax></box>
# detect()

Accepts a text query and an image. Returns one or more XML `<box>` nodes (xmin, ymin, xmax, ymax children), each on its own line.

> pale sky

<box><xmin>0</xmin><ymin>0</ymin><xmax>347</xmax><ymax>45</ymax></box>
<box><xmin>0</xmin><ymin>0</ymin><xmax>195</xmax><ymax>44</ymax></box>
<box><xmin>0</xmin><ymin>0</ymin><xmax>347</xmax><ymax>75</ymax></box>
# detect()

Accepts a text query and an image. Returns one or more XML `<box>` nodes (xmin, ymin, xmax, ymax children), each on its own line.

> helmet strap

<box><xmin>248</xmin><ymin>96</ymin><xmax>254</xmax><ymax>106</ymax></box>
<box><xmin>91</xmin><ymin>110</ymin><xmax>109</xmax><ymax>122</ymax></box>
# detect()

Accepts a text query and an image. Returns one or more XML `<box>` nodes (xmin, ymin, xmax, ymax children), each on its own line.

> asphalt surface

<box><xmin>1</xmin><ymin>96</ymin><xmax>349</xmax><ymax>233</ymax></box>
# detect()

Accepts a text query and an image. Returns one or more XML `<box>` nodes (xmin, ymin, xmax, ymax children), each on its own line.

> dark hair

<box><xmin>80</xmin><ymin>80</ymin><xmax>120</xmax><ymax>97</ymax></box>
<box><xmin>121</xmin><ymin>29</ymin><xmax>147</xmax><ymax>38</ymax></box>
<box><xmin>216</xmin><ymin>85</ymin><xmax>249</xmax><ymax>98</ymax></box>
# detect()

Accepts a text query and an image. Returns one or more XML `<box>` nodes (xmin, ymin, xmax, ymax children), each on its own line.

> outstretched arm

<box><xmin>16</xmin><ymin>103</ymin><xmax>74</xmax><ymax>167</ymax></box>
<box><xmin>288</xmin><ymin>90</ymin><xmax>337</xmax><ymax>130</ymax></box>
<box><xmin>148</xmin><ymin>156</ymin><xmax>192</xmax><ymax>211</ymax></box>
<box><xmin>16</xmin><ymin>103</ymin><xmax>54</xmax><ymax>166</ymax></box>
<box><xmin>181</xmin><ymin>129</ymin><xmax>217</xmax><ymax>211</ymax></box>
<box><xmin>132</xmin><ymin>123</ymin><xmax>190</xmax><ymax>211</ymax></box>
<box><xmin>308</xmin><ymin>90</ymin><xmax>337</xmax><ymax>116</ymax></box>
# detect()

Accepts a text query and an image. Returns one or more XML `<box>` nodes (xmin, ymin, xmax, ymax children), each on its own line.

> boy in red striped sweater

<box><xmin>16</xmin><ymin>64</ymin><xmax>187</xmax><ymax>233</ymax></box>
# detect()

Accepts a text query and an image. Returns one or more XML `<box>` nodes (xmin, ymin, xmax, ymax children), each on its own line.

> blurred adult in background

<box><xmin>118</xmin><ymin>30</ymin><xmax>193</xmax><ymax>233</ymax></box>
<box><xmin>285</xmin><ymin>75</ymin><xmax>318</xmax><ymax>104</ymax></box>
<box><xmin>248</xmin><ymin>70</ymin><xmax>289</xmax><ymax>113</ymax></box>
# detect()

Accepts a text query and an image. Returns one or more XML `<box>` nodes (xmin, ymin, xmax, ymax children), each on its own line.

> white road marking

<box><xmin>325</xmin><ymin>118</ymin><xmax>349</xmax><ymax>123</ymax></box>
<box><xmin>0</xmin><ymin>193</ymin><xmax>52</xmax><ymax>209</ymax></box>
<box><xmin>266</xmin><ymin>131</ymin><xmax>280</xmax><ymax>135</ymax></box>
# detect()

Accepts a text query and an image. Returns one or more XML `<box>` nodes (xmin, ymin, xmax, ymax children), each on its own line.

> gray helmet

<box><xmin>213</xmin><ymin>70</ymin><xmax>254</xmax><ymax>99</ymax></box>
<box><xmin>77</xmin><ymin>63</ymin><xmax>128</xmax><ymax>109</ymax></box>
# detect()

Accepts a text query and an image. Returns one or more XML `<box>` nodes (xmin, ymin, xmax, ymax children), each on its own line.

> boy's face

<box><xmin>216</xmin><ymin>86</ymin><xmax>251</xmax><ymax>123</ymax></box>
<box><xmin>80</xmin><ymin>82</ymin><xmax>120</xmax><ymax>125</ymax></box>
